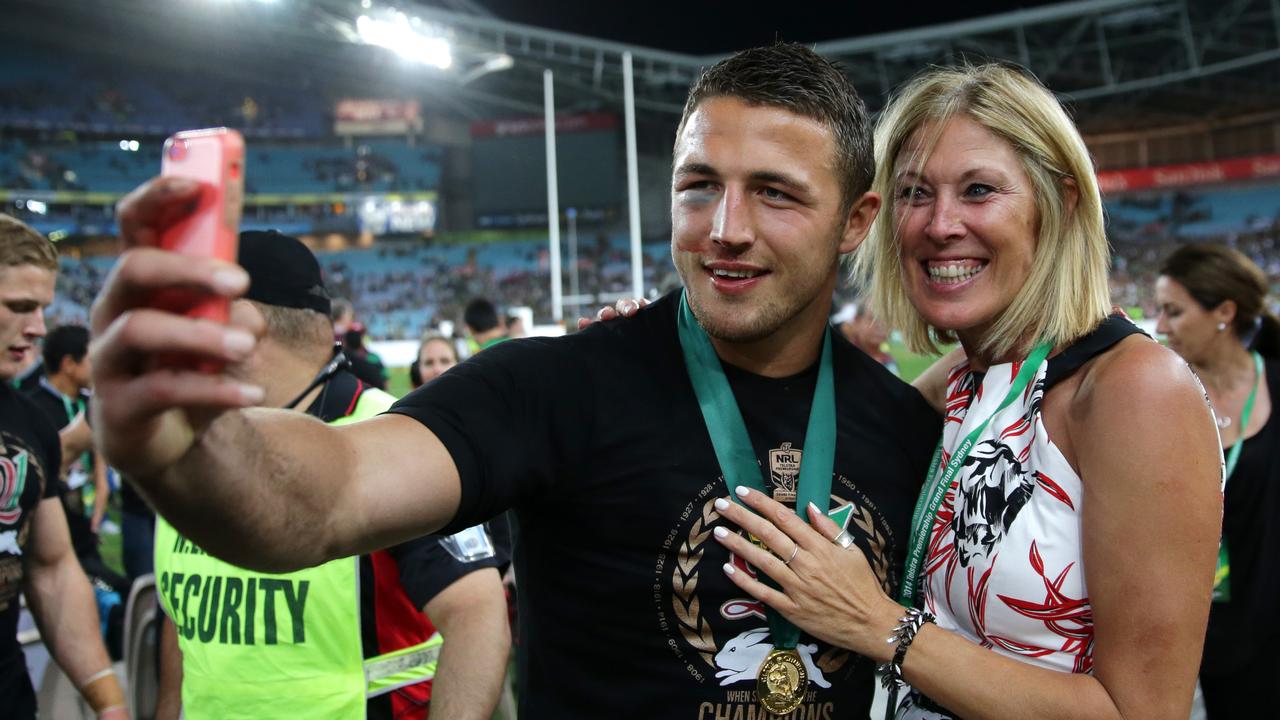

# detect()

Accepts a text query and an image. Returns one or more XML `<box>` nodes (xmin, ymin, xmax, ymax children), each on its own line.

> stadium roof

<box><xmin>5</xmin><ymin>0</ymin><xmax>1279</xmax><ymax>133</ymax></box>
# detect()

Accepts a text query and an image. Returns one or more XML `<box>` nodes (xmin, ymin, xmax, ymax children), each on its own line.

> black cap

<box><xmin>237</xmin><ymin>230</ymin><xmax>331</xmax><ymax>315</ymax></box>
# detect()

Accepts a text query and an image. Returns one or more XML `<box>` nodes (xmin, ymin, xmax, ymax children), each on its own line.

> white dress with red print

<box><xmin>897</xmin><ymin>357</ymin><xmax>1090</xmax><ymax>720</ymax></box>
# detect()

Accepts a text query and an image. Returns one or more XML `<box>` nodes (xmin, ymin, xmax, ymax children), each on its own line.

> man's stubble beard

<box><xmin>677</xmin><ymin>246</ymin><xmax>843</xmax><ymax>346</ymax></box>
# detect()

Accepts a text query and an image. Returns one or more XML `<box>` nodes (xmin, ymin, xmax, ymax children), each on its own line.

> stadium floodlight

<box><xmin>356</xmin><ymin>13</ymin><xmax>452</xmax><ymax>69</ymax></box>
<box><xmin>25</xmin><ymin>200</ymin><xmax>47</xmax><ymax>215</ymax></box>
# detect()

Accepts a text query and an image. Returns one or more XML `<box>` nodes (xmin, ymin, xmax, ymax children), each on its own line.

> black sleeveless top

<box><xmin>1044</xmin><ymin>315</ymin><xmax>1148</xmax><ymax>390</ymax></box>
<box><xmin>1202</xmin><ymin>357</ymin><xmax>1280</xmax><ymax>676</ymax></box>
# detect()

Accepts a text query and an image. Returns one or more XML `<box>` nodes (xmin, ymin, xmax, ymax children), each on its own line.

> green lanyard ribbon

<box><xmin>1213</xmin><ymin>350</ymin><xmax>1263</xmax><ymax>602</ymax></box>
<box><xmin>43</xmin><ymin>378</ymin><xmax>90</xmax><ymax>469</ymax></box>
<box><xmin>677</xmin><ymin>292</ymin><xmax>836</xmax><ymax>650</ymax></box>
<box><xmin>899</xmin><ymin>342</ymin><xmax>1053</xmax><ymax>607</ymax></box>
<box><xmin>1223</xmin><ymin>351</ymin><xmax>1263</xmax><ymax>482</ymax></box>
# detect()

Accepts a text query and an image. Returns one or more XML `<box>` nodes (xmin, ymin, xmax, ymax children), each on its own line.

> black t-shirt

<box><xmin>24</xmin><ymin>381</ymin><xmax>99</xmax><ymax>560</ymax></box>
<box><xmin>389</xmin><ymin>291</ymin><xmax>940</xmax><ymax>719</ymax></box>
<box><xmin>0</xmin><ymin>383</ymin><xmax>62</xmax><ymax>715</ymax></box>
<box><xmin>1202</xmin><ymin>357</ymin><xmax>1280</xmax><ymax>676</ymax></box>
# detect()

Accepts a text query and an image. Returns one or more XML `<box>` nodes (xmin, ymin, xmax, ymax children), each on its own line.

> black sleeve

<box><xmin>387</xmin><ymin>516</ymin><xmax>513</xmax><ymax>609</ymax></box>
<box><xmin>29</xmin><ymin>402</ymin><xmax>62</xmax><ymax>501</ymax></box>
<box><xmin>386</xmin><ymin>336</ymin><xmax>596</xmax><ymax>533</ymax></box>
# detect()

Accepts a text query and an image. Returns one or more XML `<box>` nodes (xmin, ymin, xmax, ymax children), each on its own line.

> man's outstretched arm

<box><xmin>91</xmin><ymin>177</ymin><xmax>460</xmax><ymax>572</ymax></box>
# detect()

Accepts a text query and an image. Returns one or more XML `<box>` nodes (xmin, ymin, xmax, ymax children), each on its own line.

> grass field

<box><xmin>386</xmin><ymin>339</ymin><xmax>945</xmax><ymax>399</ymax></box>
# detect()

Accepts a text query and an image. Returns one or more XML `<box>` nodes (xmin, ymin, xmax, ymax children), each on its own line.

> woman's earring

<box><xmin>1218</xmin><ymin>322</ymin><xmax>1228</xmax><ymax>332</ymax></box>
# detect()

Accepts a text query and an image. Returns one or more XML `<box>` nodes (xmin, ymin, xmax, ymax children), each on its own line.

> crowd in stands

<box><xmin>0</xmin><ymin>42</ymin><xmax>328</xmax><ymax>138</ymax></box>
<box><xmin>0</xmin><ymin>137</ymin><xmax>442</xmax><ymax>196</ymax></box>
<box><xmin>40</xmin><ymin>223</ymin><xmax>1277</xmax><ymax>346</ymax></box>
<box><xmin>1105</xmin><ymin>185</ymin><xmax>1280</xmax><ymax>319</ymax></box>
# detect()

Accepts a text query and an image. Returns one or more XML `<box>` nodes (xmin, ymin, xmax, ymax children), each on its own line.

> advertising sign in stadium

<box><xmin>468</xmin><ymin>112</ymin><xmax>618</xmax><ymax>138</ymax></box>
<box><xmin>1098</xmin><ymin>154</ymin><xmax>1280</xmax><ymax>194</ymax></box>
<box><xmin>335</xmin><ymin>100</ymin><xmax>424</xmax><ymax>136</ymax></box>
<box><xmin>358</xmin><ymin>196</ymin><xmax>437</xmax><ymax>235</ymax></box>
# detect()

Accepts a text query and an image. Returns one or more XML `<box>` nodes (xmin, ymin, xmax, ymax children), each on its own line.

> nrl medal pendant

<box><xmin>756</xmin><ymin>648</ymin><xmax>807</xmax><ymax>716</ymax></box>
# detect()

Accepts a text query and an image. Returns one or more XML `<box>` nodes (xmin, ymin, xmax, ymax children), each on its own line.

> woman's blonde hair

<box><xmin>855</xmin><ymin>64</ymin><xmax>1110</xmax><ymax>359</ymax></box>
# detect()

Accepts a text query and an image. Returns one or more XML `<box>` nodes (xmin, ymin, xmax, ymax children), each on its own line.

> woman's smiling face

<box><xmin>893</xmin><ymin>115</ymin><xmax>1039</xmax><ymax>349</ymax></box>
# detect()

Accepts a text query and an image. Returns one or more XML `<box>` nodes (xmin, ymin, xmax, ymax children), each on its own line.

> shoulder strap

<box><xmin>1044</xmin><ymin>315</ymin><xmax>1148</xmax><ymax>390</ymax></box>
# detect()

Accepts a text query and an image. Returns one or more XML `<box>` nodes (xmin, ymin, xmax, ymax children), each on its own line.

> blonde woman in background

<box><xmin>710</xmin><ymin>64</ymin><xmax>1223</xmax><ymax>720</ymax></box>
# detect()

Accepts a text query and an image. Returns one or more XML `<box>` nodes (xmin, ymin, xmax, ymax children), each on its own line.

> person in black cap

<box><xmin>153</xmin><ymin>230</ymin><xmax>511</xmax><ymax>720</ymax></box>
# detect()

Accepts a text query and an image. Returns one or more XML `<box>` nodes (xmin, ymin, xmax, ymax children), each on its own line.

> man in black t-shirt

<box><xmin>26</xmin><ymin>326</ymin><xmax>112</xmax><ymax>547</ymax></box>
<box><xmin>92</xmin><ymin>44</ymin><xmax>940</xmax><ymax>718</ymax></box>
<box><xmin>0</xmin><ymin>214</ymin><xmax>125</xmax><ymax>718</ymax></box>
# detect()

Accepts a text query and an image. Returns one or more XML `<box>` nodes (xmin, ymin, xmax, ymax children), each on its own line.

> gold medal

<box><xmin>756</xmin><ymin>648</ymin><xmax>807</xmax><ymax>716</ymax></box>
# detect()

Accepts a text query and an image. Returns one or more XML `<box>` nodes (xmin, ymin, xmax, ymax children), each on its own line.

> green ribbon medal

<box><xmin>1213</xmin><ymin>350</ymin><xmax>1263</xmax><ymax>603</ymax></box>
<box><xmin>898</xmin><ymin>342</ymin><xmax>1053</xmax><ymax>608</ymax></box>
<box><xmin>677</xmin><ymin>292</ymin><xmax>834</xmax><ymax>715</ymax></box>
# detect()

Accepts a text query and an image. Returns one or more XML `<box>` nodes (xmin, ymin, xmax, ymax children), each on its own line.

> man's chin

<box><xmin>699</xmin><ymin>313</ymin><xmax>779</xmax><ymax>344</ymax></box>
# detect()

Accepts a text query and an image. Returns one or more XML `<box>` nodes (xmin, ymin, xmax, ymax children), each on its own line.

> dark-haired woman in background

<box><xmin>1156</xmin><ymin>243</ymin><xmax>1280</xmax><ymax>718</ymax></box>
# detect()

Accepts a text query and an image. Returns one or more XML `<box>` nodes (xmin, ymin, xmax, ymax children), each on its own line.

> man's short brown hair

<box><xmin>0</xmin><ymin>214</ymin><xmax>57</xmax><ymax>270</ymax></box>
<box><xmin>678</xmin><ymin>43</ymin><xmax>875</xmax><ymax>212</ymax></box>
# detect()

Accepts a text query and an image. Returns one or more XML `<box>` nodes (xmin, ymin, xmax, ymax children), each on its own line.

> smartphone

<box><xmin>153</xmin><ymin>128</ymin><xmax>245</xmax><ymax>369</ymax></box>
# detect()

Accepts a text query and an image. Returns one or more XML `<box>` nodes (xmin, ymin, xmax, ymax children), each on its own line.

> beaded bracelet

<box><xmin>877</xmin><ymin>607</ymin><xmax>935</xmax><ymax>691</ymax></box>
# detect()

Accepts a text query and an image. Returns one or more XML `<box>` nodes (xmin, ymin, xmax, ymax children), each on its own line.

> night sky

<box><xmin>475</xmin><ymin>0</ymin><xmax>1069</xmax><ymax>54</ymax></box>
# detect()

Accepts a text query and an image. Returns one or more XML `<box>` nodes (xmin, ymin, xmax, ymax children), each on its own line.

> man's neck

<box><xmin>258</xmin><ymin>348</ymin><xmax>332</xmax><ymax>410</ymax></box>
<box><xmin>473</xmin><ymin>328</ymin><xmax>505</xmax><ymax>347</ymax></box>
<box><xmin>707</xmin><ymin>301</ymin><xmax>831</xmax><ymax>379</ymax></box>
<box><xmin>48</xmin><ymin>373</ymin><xmax>80</xmax><ymax>398</ymax></box>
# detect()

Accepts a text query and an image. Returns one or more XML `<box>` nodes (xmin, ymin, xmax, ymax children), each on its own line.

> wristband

<box><xmin>97</xmin><ymin>704</ymin><xmax>128</xmax><ymax>720</ymax></box>
<box><xmin>877</xmin><ymin>607</ymin><xmax>935</xmax><ymax>691</ymax></box>
<box><xmin>80</xmin><ymin>669</ymin><xmax>127</xmax><ymax>714</ymax></box>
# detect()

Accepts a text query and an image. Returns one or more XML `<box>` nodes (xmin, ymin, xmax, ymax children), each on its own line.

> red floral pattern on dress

<box><xmin>904</xmin><ymin>359</ymin><xmax>1094</xmax><ymax>719</ymax></box>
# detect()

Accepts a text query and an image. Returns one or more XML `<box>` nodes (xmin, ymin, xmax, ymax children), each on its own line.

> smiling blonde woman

<box><xmin>710</xmin><ymin>64</ymin><xmax>1224</xmax><ymax>720</ymax></box>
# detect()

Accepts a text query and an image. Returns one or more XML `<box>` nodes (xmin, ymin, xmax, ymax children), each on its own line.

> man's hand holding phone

<box><xmin>90</xmin><ymin>131</ymin><xmax>263</xmax><ymax>479</ymax></box>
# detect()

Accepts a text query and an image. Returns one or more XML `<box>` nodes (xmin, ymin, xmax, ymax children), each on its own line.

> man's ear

<box><xmin>839</xmin><ymin>192</ymin><xmax>882</xmax><ymax>254</ymax></box>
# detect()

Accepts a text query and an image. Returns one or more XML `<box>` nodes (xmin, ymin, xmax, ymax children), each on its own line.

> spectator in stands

<box><xmin>710</xmin><ymin>63</ymin><xmax>1220</xmax><ymax>719</ymax></box>
<box><xmin>463</xmin><ymin>297</ymin><xmax>506</xmax><ymax>353</ymax></box>
<box><xmin>1156</xmin><ymin>243</ymin><xmax>1280</xmax><ymax>719</ymax></box>
<box><xmin>154</xmin><ymin>231</ymin><xmax>510</xmax><ymax>720</ymax></box>
<box><xmin>831</xmin><ymin>301</ymin><xmax>899</xmax><ymax>375</ymax></box>
<box><xmin>0</xmin><ymin>214</ymin><xmax>125</xmax><ymax>719</ymax></box>
<box><xmin>409</xmin><ymin>332</ymin><xmax>458</xmax><ymax>389</ymax></box>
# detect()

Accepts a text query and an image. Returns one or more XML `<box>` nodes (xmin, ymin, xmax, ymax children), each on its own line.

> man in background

<box><xmin>463</xmin><ymin>297</ymin><xmax>506</xmax><ymax>353</ymax></box>
<box><xmin>155</xmin><ymin>231</ymin><xmax>510</xmax><ymax>720</ymax></box>
<box><xmin>25</xmin><ymin>325</ymin><xmax>111</xmax><ymax>534</ymax></box>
